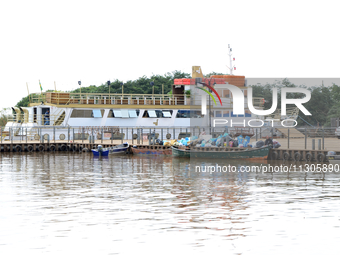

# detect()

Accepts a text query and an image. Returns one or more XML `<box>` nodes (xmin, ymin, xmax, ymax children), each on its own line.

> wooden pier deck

<box><xmin>1</xmin><ymin>137</ymin><xmax>339</xmax><ymax>162</ymax></box>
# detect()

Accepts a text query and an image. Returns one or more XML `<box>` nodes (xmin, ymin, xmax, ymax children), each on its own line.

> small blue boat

<box><xmin>91</xmin><ymin>143</ymin><xmax>129</xmax><ymax>156</ymax></box>
<box><xmin>91</xmin><ymin>145</ymin><xmax>109</xmax><ymax>156</ymax></box>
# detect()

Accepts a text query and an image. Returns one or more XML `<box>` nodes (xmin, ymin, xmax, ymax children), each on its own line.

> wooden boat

<box><xmin>172</xmin><ymin>146</ymin><xmax>270</xmax><ymax>159</ymax></box>
<box><xmin>109</xmin><ymin>142</ymin><xmax>129</xmax><ymax>154</ymax></box>
<box><xmin>131</xmin><ymin>145</ymin><xmax>172</xmax><ymax>156</ymax></box>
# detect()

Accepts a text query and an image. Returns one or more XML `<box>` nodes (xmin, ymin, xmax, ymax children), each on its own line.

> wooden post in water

<box><xmin>92</xmin><ymin>127</ymin><xmax>94</xmax><ymax>145</ymax></box>
<box><xmin>141</xmin><ymin>128</ymin><xmax>143</xmax><ymax>145</ymax></box>
<box><xmin>132</xmin><ymin>128</ymin><xmax>134</xmax><ymax>145</ymax></box>
<box><xmin>149</xmin><ymin>128</ymin><xmax>151</xmax><ymax>145</ymax></box>
<box><xmin>318</xmin><ymin>139</ymin><xmax>321</xmax><ymax>150</ymax></box>
<box><xmin>322</xmin><ymin>127</ymin><xmax>324</xmax><ymax>149</ymax></box>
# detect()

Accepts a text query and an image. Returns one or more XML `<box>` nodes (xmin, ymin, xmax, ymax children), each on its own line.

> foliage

<box><xmin>250</xmin><ymin>79</ymin><xmax>340</xmax><ymax>127</ymax></box>
<box><xmin>0</xmin><ymin>108</ymin><xmax>10</xmax><ymax>126</ymax></box>
<box><xmin>15</xmin><ymin>95</ymin><xmax>30</xmax><ymax>108</ymax></box>
<box><xmin>204</xmin><ymin>72</ymin><xmax>225</xmax><ymax>78</ymax></box>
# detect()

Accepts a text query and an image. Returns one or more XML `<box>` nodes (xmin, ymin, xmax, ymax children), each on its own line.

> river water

<box><xmin>1</xmin><ymin>153</ymin><xmax>339</xmax><ymax>254</ymax></box>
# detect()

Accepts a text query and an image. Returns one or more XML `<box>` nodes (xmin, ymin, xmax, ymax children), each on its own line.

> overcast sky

<box><xmin>0</xmin><ymin>0</ymin><xmax>339</xmax><ymax>109</ymax></box>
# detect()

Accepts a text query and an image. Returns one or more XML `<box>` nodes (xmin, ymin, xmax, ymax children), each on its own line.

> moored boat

<box><xmin>172</xmin><ymin>146</ymin><xmax>270</xmax><ymax>159</ymax></box>
<box><xmin>326</xmin><ymin>151</ymin><xmax>340</xmax><ymax>164</ymax></box>
<box><xmin>131</xmin><ymin>145</ymin><xmax>172</xmax><ymax>156</ymax></box>
<box><xmin>109</xmin><ymin>142</ymin><xmax>129</xmax><ymax>154</ymax></box>
<box><xmin>91</xmin><ymin>145</ymin><xmax>109</xmax><ymax>156</ymax></box>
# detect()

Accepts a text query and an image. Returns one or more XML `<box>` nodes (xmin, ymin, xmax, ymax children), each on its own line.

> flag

<box><xmin>39</xmin><ymin>80</ymin><xmax>43</xmax><ymax>91</ymax></box>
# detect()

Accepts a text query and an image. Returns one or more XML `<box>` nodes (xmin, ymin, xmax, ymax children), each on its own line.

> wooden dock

<box><xmin>1</xmin><ymin>137</ymin><xmax>339</xmax><ymax>162</ymax></box>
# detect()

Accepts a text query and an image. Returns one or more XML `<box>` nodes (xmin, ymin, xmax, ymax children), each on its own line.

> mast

<box><xmin>227</xmin><ymin>44</ymin><xmax>236</xmax><ymax>75</ymax></box>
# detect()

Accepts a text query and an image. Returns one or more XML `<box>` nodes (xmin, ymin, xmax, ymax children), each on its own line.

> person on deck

<box><xmin>265</xmin><ymin>136</ymin><xmax>273</xmax><ymax>146</ymax></box>
<box><xmin>44</xmin><ymin>110</ymin><xmax>50</xmax><ymax>125</ymax></box>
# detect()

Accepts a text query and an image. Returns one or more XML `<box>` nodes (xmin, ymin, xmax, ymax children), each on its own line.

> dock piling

<box><xmin>318</xmin><ymin>139</ymin><xmax>321</xmax><ymax>150</ymax></box>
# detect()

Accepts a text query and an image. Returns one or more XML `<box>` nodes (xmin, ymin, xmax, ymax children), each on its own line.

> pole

<box><xmin>322</xmin><ymin>127</ymin><xmax>324</xmax><ymax>150</ymax></box>
<box><xmin>54</xmin><ymin>81</ymin><xmax>57</xmax><ymax>92</ymax></box>
<box><xmin>26</xmin><ymin>82</ymin><xmax>30</xmax><ymax>104</ymax></box>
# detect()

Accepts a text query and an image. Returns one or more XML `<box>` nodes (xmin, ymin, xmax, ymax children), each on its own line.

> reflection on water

<box><xmin>1</xmin><ymin>153</ymin><xmax>340</xmax><ymax>254</ymax></box>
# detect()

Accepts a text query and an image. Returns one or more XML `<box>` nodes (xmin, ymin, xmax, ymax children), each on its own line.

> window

<box><xmin>155</xmin><ymin>110</ymin><xmax>163</xmax><ymax>118</ymax></box>
<box><xmin>113</xmin><ymin>110</ymin><xmax>122</xmax><ymax>118</ymax></box>
<box><xmin>223</xmin><ymin>90</ymin><xmax>230</xmax><ymax>98</ymax></box>
<box><xmin>245</xmin><ymin>110</ymin><xmax>251</xmax><ymax>117</ymax></box>
<box><xmin>129</xmin><ymin>110</ymin><xmax>138</xmax><ymax>118</ymax></box>
<box><xmin>176</xmin><ymin>110</ymin><xmax>202</xmax><ymax>118</ymax></box>
<box><xmin>143</xmin><ymin>110</ymin><xmax>157</xmax><ymax>118</ymax></box>
<box><xmin>231</xmin><ymin>111</ymin><xmax>237</xmax><ymax>117</ymax></box>
<box><xmin>71</xmin><ymin>110</ymin><xmax>95</xmax><ymax>118</ymax></box>
<box><xmin>109</xmin><ymin>109</ymin><xmax>140</xmax><ymax>118</ymax></box>
<box><xmin>223</xmin><ymin>111</ymin><xmax>229</xmax><ymax>117</ymax></box>
<box><xmin>215</xmin><ymin>111</ymin><xmax>222</xmax><ymax>117</ymax></box>
<box><xmin>163</xmin><ymin>111</ymin><xmax>172</xmax><ymax>118</ymax></box>
<box><xmin>121</xmin><ymin>109</ymin><xmax>129</xmax><ymax>118</ymax></box>
<box><xmin>93</xmin><ymin>110</ymin><xmax>102</xmax><ymax>118</ymax></box>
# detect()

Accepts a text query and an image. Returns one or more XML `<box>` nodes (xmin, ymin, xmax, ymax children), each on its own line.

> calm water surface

<box><xmin>1</xmin><ymin>152</ymin><xmax>340</xmax><ymax>254</ymax></box>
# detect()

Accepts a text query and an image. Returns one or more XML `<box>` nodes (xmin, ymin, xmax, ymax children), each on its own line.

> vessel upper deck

<box><xmin>28</xmin><ymin>92</ymin><xmax>264</xmax><ymax>109</ymax></box>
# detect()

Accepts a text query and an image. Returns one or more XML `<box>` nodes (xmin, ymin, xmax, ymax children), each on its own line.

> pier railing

<box><xmin>27</xmin><ymin>92</ymin><xmax>265</xmax><ymax>108</ymax></box>
<box><xmin>0</xmin><ymin>126</ymin><xmax>337</xmax><ymax>150</ymax></box>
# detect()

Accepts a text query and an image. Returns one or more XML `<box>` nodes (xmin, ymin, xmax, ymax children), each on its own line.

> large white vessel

<box><xmin>2</xmin><ymin>65</ymin><xmax>299</xmax><ymax>141</ymax></box>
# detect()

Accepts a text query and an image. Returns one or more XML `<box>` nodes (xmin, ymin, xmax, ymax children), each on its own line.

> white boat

<box><xmin>3</xmin><ymin>62</ymin><xmax>299</xmax><ymax>142</ymax></box>
<box><xmin>109</xmin><ymin>142</ymin><xmax>129</xmax><ymax>154</ymax></box>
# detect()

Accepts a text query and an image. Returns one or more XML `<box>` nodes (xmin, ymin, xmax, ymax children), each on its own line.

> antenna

<box><xmin>227</xmin><ymin>44</ymin><xmax>236</xmax><ymax>75</ymax></box>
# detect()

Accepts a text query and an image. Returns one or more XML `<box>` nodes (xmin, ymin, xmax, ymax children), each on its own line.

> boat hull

<box><xmin>91</xmin><ymin>150</ymin><xmax>109</xmax><ymax>156</ymax></box>
<box><xmin>172</xmin><ymin>146</ymin><xmax>270</xmax><ymax>159</ymax></box>
<box><xmin>109</xmin><ymin>147</ymin><xmax>128</xmax><ymax>154</ymax></box>
<box><xmin>131</xmin><ymin>147</ymin><xmax>172</xmax><ymax>156</ymax></box>
<box><xmin>326</xmin><ymin>155</ymin><xmax>340</xmax><ymax>165</ymax></box>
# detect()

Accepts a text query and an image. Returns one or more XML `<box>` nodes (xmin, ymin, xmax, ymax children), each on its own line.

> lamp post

<box><xmin>120</xmin><ymin>82</ymin><xmax>124</xmax><ymax>95</ymax></box>
<box><xmin>150</xmin><ymin>81</ymin><xmax>155</xmax><ymax>97</ymax></box>
<box><xmin>78</xmin><ymin>81</ymin><xmax>81</xmax><ymax>100</ymax></box>
<box><xmin>107</xmin><ymin>80</ymin><xmax>111</xmax><ymax>94</ymax></box>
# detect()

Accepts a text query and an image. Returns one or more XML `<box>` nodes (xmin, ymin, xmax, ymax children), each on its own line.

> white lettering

<box><xmin>213</xmin><ymin>119</ymin><xmax>228</xmax><ymax>127</ymax></box>
<box><xmin>230</xmin><ymin>119</ymin><xmax>246</xmax><ymax>127</ymax></box>
<box><xmin>247</xmin><ymin>87</ymin><xmax>278</xmax><ymax>115</ymax></box>
<box><xmin>281</xmin><ymin>119</ymin><xmax>298</xmax><ymax>127</ymax></box>
<box><xmin>248</xmin><ymin>119</ymin><xmax>264</xmax><ymax>127</ymax></box>
<box><xmin>281</xmin><ymin>88</ymin><xmax>311</xmax><ymax>115</ymax></box>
